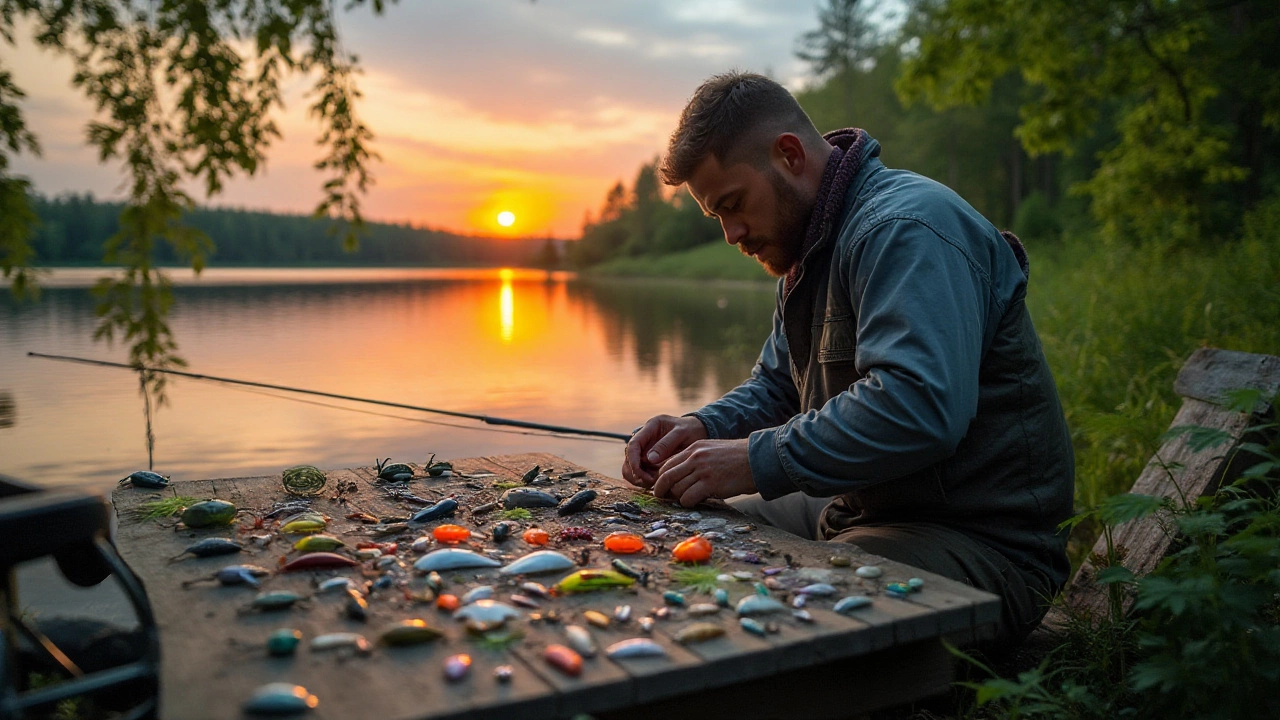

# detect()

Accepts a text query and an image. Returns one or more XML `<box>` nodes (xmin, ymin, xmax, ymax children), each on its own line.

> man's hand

<box><xmin>652</xmin><ymin>438</ymin><xmax>756</xmax><ymax>508</ymax></box>
<box><xmin>622</xmin><ymin>414</ymin><xmax>708</xmax><ymax>489</ymax></box>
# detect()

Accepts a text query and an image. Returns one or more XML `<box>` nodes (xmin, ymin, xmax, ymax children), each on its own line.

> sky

<box><xmin>7</xmin><ymin>0</ymin><xmax>827</xmax><ymax>238</ymax></box>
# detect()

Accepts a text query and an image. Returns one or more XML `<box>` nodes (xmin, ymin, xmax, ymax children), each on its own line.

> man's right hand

<box><xmin>621</xmin><ymin>414</ymin><xmax>708</xmax><ymax>489</ymax></box>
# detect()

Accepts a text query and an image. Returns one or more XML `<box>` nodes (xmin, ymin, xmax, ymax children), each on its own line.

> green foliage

<box><xmin>134</xmin><ymin>495</ymin><xmax>200</xmax><ymax>519</ymax></box>
<box><xmin>898</xmin><ymin>0</ymin><xmax>1280</xmax><ymax>247</ymax></box>
<box><xmin>1012</xmin><ymin>191</ymin><xmax>1060</xmax><ymax>243</ymax></box>
<box><xmin>795</xmin><ymin>34</ymin><xmax>1036</xmax><ymax>228</ymax></box>
<box><xmin>962</xmin><ymin>403</ymin><xmax>1280</xmax><ymax>719</ymax></box>
<box><xmin>793</xmin><ymin>0</ymin><xmax>881</xmax><ymax>80</ymax></box>
<box><xmin>671</xmin><ymin>565</ymin><xmax>723</xmax><ymax>595</ymax></box>
<box><xmin>570</xmin><ymin>161</ymin><xmax>721</xmax><ymax>268</ymax></box>
<box><xmin>0</xmin><ymin>0</ymin><xmax>389</xmax><ymax>401</ymax></box>
<box><xmin>1026</xmin><ymin>235</ymin><xmax>1280</xmax><ymax>520</ymax></box>
<box><xmin>586</xmin><ymin>240</ymin><xmax>768</xmax><ymax>282</ymax></box>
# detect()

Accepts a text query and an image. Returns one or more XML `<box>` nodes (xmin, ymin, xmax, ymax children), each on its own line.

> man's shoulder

<box><xmin>836</xmin><ymin>164</ymin><xmax>996</xmax><ymax>250</ymax></box>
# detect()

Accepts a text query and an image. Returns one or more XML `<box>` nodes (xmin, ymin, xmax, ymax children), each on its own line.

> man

<box><xmin>622</xmin><ymin>71</ymin><xmax>1075</xmax><ymax>648</ymax></box>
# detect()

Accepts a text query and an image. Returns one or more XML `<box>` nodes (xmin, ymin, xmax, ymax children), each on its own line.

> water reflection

<box><xmin>571</xmin><ymin>279</ymin><xmax>775</xmax><ymax>401</ymax></box>
<box><xmin>1</xmin><ymin>269</ymin><xmax>774</xmax><ymax>492</ymax></box>
<box><xmin>499</xmin><ymin>271</ymin><xmax>515</xmax><ymax>343</ymax></box>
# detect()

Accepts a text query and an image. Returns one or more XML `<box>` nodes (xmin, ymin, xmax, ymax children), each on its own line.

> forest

<box><xmin>573</xmin><ymin>0</ymin><xmax>1279</xmax><ymax>268</ymax></box>
<box><xmin>24</xmin><ymin>193</ymin><xmax>559</xmax><ymax>268</ymax></box>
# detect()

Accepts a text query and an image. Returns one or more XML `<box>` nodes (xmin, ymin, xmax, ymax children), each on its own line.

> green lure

<box><xmin>281</xmin><ymin>519</ymin><xmax>326</xmax><ymax>534</ymax></box>
<box><xmin>552</xmin><ymin>569</ymin><xmax>635</xmax><ymax>594</ymax></box>
<box><xmin>293</xmin><ymin>534</ymin><xmax>344</xmax><ymax>552</ymax></box>
<box><xmin>180</xmin><ymin>500</ymin><xmax>237</xmax><ymax>528</ymax></box>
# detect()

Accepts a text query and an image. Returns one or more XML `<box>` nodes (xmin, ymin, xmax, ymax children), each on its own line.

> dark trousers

<box><xmin>726</xmin><ymin>492</ymin><xmax>1055</xmax><ymax>650</ymax></box>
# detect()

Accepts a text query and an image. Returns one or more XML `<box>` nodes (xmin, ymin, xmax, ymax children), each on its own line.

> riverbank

<box><xmin>582</xmin><ymin>241</ymin><xmax>772</xmax><ymax>282</ymax></box>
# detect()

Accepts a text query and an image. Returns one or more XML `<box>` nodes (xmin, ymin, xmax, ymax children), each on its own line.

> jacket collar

<box><xmin>784</xmin><ymin>128</ymin><xmax>870</xmax><ymax>295</ymax></box>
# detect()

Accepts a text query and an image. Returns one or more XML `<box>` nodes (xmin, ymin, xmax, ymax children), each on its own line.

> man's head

<box><xmin>660</xmin><ymin>71</ymin><xmax>831</xmax><ymax>276</ymax></box>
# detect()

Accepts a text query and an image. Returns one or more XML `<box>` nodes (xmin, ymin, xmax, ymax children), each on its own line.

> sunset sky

<box><xmin>7</xmin><ymin>1</ymin><xmax>832</xmax><ymax>238</ymax></box>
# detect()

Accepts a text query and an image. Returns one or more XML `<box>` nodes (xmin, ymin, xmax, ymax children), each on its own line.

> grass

<box><xmin>671</xmin><ymin>565</ymin><xmax>724</xmax><ymax>595</ymax></box>
<box><xmin>629</xmin><ymin>492</ymin><xmax>662</xmax><ymax>509</ymax></box>
<box><xmin>499</xmin><ymin>508</ymin><xmax>532</xmax><ymax>521</ymax></box>
<box><xmin>1025</xmin><ymin>232</ymin><xmax>1280</xmax><ymax>562</ymax></box>
<box><xmin>133</xmin><ymin>495</ymin><xmax>200</xmax><ymax>519</ymax></box>
<box><xmin>585</xmin><ymin>241</ymin><xmax>773</xmax><ymax>281</ymax></box>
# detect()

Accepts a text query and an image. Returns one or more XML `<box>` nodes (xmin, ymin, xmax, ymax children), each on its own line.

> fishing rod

<box><xmin>28</xmin><ymin>351</ymin><xmax>632</xmax><ymax>442</ymax></box>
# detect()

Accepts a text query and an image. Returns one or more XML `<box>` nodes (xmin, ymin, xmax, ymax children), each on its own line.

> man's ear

<box><xmin>772</xmin><ymin>133</ymin><xmax>806</xmax><ymax>177</ymax></box>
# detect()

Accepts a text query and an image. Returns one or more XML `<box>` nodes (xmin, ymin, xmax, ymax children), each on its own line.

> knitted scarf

<box><xmin>784</xmin><ymin>128</ymin><xmax>868</xmax><ymax>295</ymax></box>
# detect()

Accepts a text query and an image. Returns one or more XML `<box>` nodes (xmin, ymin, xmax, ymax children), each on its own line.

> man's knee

<box><xmin>726</xmin><ymin>492</ymin><xmax>830</xmax><ymax>541</ymax></box>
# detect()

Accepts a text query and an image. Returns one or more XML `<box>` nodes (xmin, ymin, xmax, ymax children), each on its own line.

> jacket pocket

<box><xmin>817</xmin><ymin>315</ymin><xmax>857</xmax><ymax>364</ymax></box>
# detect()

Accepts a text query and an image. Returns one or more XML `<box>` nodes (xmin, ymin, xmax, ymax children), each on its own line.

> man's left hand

<box><xmin>652</xmin><ymin>438</ymin><xmax>756</xmax><ymax>508</ymax></box>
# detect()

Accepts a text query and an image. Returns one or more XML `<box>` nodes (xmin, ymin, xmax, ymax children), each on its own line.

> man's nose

<box><xmin>721</xmin><ymin>218</ymin><xmax>747</xmax><ymax>245</ymax></box>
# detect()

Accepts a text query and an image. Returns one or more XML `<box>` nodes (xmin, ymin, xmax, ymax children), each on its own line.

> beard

<box><xmin>740</xmin><ymin>167</ymin><xmax>812</xmax><ymax>277</ymax></box>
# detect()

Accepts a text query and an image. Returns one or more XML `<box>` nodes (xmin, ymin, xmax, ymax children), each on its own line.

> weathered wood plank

<box><xmin>1173</xmin><ymin>347</ymin><xmax>1280</xmax><ymax>406</ymax></box>
<box><xmin>111</xmin><ymin>453</ymin><xmax>995</xmax><ymax>719</ymax></box>
<box><xmin>1066</xmin><ymin>349</ymin><xmax>1280</xmax><ymax>619</ymax></box>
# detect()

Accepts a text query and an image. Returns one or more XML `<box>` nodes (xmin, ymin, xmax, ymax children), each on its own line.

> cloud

<box><xmin>8</xmin><ymin>0</ymin><xmax>823</xmax><ymax>234</ymax></box>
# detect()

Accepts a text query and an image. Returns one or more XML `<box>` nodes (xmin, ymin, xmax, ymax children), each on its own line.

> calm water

<box><xmin>0</xmin><ymin>267</ymin><xmax>775</xmax><ymax>495</ymax></box>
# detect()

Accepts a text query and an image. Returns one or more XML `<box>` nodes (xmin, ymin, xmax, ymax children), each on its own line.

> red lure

<box><xmin>280</xmin><ymin>552</ymin><xmax>358</xmax><ymax>572</ymax></box>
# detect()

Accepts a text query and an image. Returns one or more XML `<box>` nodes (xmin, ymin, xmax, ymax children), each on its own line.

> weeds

<box><xmin>962</xmin><ymin>390</ymin><xmax>1280</xmax><ymax>718</ymax></box>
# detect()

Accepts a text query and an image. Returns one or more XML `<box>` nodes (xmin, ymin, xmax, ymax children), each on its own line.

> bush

<box><xmin>1013</xmin><ymin>191</ymin><xmax>1062</xmax><ymax>243</ymax></box>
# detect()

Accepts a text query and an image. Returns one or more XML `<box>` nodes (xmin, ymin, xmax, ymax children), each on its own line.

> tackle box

<box><xmin>0</xmin><ymin>474</ymin><xmax>159</xmax><ymax>719</ymax></box>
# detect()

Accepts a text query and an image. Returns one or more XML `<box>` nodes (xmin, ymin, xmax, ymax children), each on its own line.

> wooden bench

<box><xmin>1062</xmin><ymin>347</ymin><xmax>1280</xmax><ymax>621</ymax></box>
<box><xmin>111</xmin><ymin>453</ymin><xmax>1000</xmax><ymax>720</ymax></box>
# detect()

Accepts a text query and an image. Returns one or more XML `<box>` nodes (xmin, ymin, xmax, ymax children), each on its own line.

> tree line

<box><xmin>571</xmin><ymin>0</ymin><xmax>1279</xmax><ymax>268</ymax></box>
<box><xmin>26</xmin><ymin>193</ymin><xmax>559</xmax><ymax>268</ymax></box>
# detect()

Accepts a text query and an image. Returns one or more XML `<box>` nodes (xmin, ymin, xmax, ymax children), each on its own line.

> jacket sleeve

<box><xmin>690</xmin><ymin>290</ymin><xmax>801</xmax><ymax>439</ymax></box>
<box><xmin>747</xmin><ymin>217</ymin><xmax>997</xmax><ymax>500</ymax></box>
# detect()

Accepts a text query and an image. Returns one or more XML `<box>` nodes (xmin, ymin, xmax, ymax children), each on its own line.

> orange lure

<box><xmin>543</xmin><ymin>644</ymin><xmax>583</xmax><ymax>677</ymax></box>
<box><xmin>432</xmin><ymin>524</ymin><xmax>471</xmax><ymax>544</ymax></box>
<box><xmin>672</xmin><ymin>535</ymin><xmax>713</xmax><ymax>563</ymax></box>
<box><xmin>603</xmin><ymin>531</ymin><xmax>645</xmax><ymax>554</ymax></box>
<box><xmin>523</xmin><ymin>527</ymin><xmax>550</xmax><ymax>546</ymax></box>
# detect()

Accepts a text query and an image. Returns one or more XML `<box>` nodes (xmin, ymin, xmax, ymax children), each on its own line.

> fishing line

<box><xmin>219</xmin><ymin>383</ymin><xmax>620</xmax><ymax>444</ymax></box>
<box><xmin>28</xmin><ymin>351</ymin><xmax>633</xmax><ymax>442</ymax></box>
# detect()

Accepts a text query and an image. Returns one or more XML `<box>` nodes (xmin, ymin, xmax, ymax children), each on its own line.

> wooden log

<box><xmin>1066</xmin><ymin>348</ymin><xmax>1280</xmax><ymax>619</ymax></box>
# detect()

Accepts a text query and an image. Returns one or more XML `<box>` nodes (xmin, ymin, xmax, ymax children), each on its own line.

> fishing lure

<box><xmin>672</xmin><ymin>535</ymin><xmax>713</xmax><ymax>563</ymax></box>
<box><xmin>411</xmin><ymin>498</ymin><xmax>458</xmax><ymax>523</ymax></box>
<box><xmin>552</xmin><ymin>569</ymin><xmax>635</xmax><ymax>594</ymax></box>
<box><xmin>170</xmin><ymin>537</ymin><xmax>243</xmax><ymax>561</ymax></box>
<box><xmin>499</xmin><ymin>550</ymin><xmax>576</xmax><ymax>576</ymax></box>
<box><xmin>280</xmin><ymin>552</ymin><xmax>358</xmax><ymax>572</ymax></box>
<box><xmin>117</xmin><ymin>470</ymin><xmax>169</xmax><ymax>489</ymax></box>
<box><xmin>180</xmin><ymin>500</ymin><xmax>237</xmax><ymax>528</ymax></box>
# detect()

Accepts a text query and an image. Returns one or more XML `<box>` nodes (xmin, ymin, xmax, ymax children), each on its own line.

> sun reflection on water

<box><xmin>499</xmin><ymin>268</ymin><xmax>515</xmax><ymax>343</ymax></box>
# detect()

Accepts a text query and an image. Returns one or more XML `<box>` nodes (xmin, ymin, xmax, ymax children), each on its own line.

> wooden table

<box><xmin>111</xmin><ymin>453</ymin><xmax>999</xmax><ymax>720</ymax></box>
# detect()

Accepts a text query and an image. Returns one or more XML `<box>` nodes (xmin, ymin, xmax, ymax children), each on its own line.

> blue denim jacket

<box><xmin>692</xmin><ymin>137</ymin><xmax>1074</xmax><ymax>587</ymax></box>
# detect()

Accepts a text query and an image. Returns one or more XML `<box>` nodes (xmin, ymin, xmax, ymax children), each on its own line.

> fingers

<box><xmin>622</xmin><ymin>418</ymin><xmax>665</xmax><ymax>487</ymax></box>
<box><xmin>646</xmin><ymin>417</ymin><xmax>704</xmax><ymax>467</ymax></box>
<box><xmin>621</xmin><ymin>452</ymin><xmax>654</xmax><ymax>488</ymax></box>
<box><xmin>652</xmin><ymin>445</ymin><xmax>694</xmax><ymax>499</ymax></box>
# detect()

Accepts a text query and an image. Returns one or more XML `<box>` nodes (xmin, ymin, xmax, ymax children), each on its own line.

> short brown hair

<box><xmin>659</xmin><ymin>71</ymin><xmax>821</xmax><ymax>186</ymax></box>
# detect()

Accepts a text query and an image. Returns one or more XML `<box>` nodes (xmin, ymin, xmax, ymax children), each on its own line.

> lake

<box><xmin>0</xmin><ymin>267</ymin><xmax>776</xmax><ymax>495</ymax></box>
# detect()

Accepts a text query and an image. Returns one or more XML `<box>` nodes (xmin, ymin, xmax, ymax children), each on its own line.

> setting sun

<box><xmin>497</xmin><ymin>211</ymin><xmax>515</xmax><ymax>227</ymax></box>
